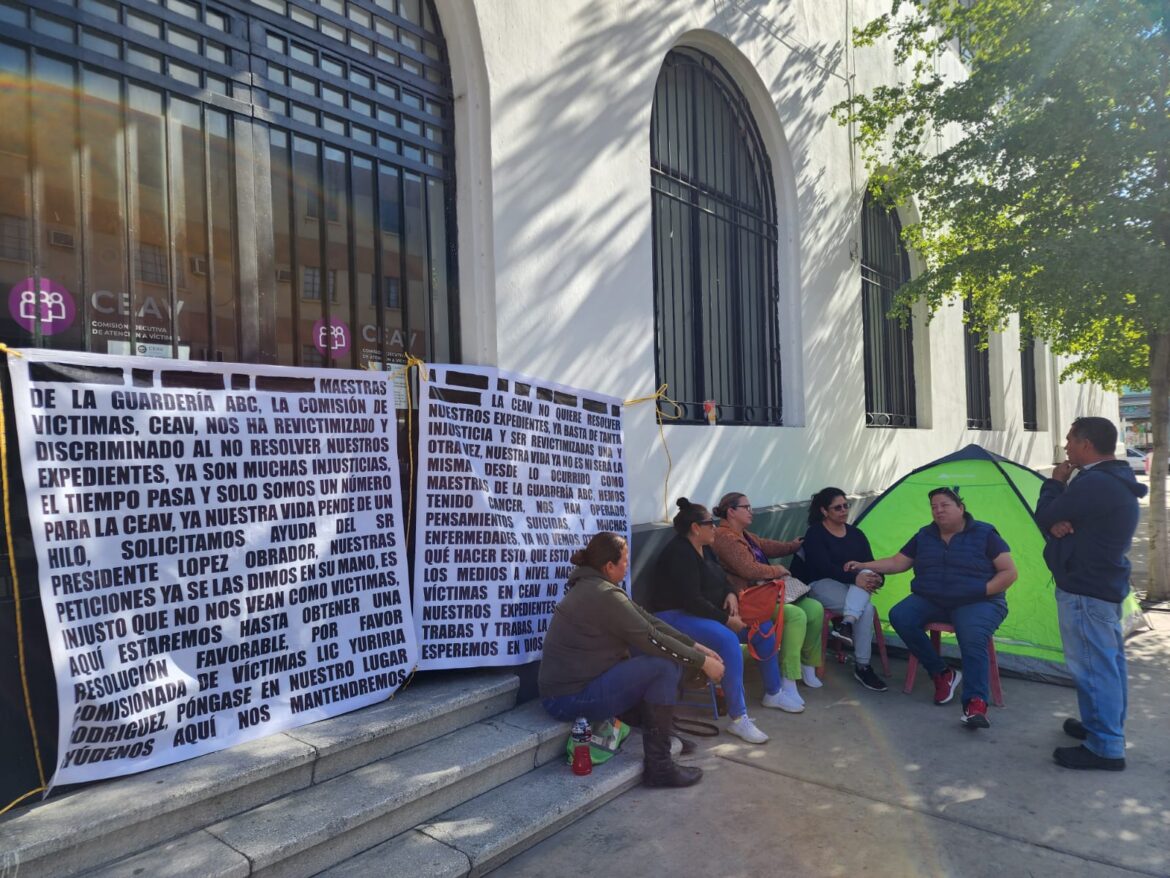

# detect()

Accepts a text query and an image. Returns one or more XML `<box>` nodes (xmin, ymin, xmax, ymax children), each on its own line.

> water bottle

<box><xmin>570</xmin><ymin>717</ymin><xmax>592</xmax><ymax>776</ymax></box>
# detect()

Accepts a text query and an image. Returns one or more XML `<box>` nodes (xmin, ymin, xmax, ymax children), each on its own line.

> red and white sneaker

<box><xmin>932</xmin><ymin>668</ymin><xmax>962</xmax><ymax>705</ymax></box>
<box><xmin>961</xmin><ymin>697</ymin><xmax>990</xmax><ymax>729</ymax></box>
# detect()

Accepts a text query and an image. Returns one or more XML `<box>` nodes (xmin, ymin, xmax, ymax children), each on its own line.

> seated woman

<box><xmin>790</xmin><ymin>487</ymin><xmax>888</xmax><ymax>692</ymax></box>
<box><xmin>844</xmin><ymin>487</ymin><xmax>1018</xmax><ymax>729</ymax></box>
<box><xmin>647</xmin><ymin>498</ymin><xmax>783</xmax><ymax>744</ymax></box>
<box><xmin>539</xmin><ymin>531</ymin><xmax>725</xmax><ymax>787</ymax></box>
<box><xmin>709</xmin><ymin>492</ymin><xmax>824</xmax><ymax>712</ymax></box>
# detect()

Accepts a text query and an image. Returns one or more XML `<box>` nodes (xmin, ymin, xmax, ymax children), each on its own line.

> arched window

<box><xmin>650</xmin><ymin>48</ymin><xmax>781</xmax><ymax>425</ymax></box>
<box><xmin>860</xmin><ymin>193</ymin><xmax>916</xmax><ymax>427</ymax></box>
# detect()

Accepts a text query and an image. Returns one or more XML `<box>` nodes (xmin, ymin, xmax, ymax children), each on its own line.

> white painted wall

<box><xmin>436</xmin><ymin>0</ymin><xmax>1117</xmax><ymax>525</ymax></box>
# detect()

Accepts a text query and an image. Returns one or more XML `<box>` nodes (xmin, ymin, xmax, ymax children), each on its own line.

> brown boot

<box><xmin>641</xmin><ymin>703</ymin><xmax>702</xmax><ymax>788</ymax></box>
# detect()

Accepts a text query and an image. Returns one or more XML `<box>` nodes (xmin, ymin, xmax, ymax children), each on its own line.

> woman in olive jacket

<box><xmin>539</xmin><ymin>532</ymin><xmax>724</xmax><ymax>787</ymax></box>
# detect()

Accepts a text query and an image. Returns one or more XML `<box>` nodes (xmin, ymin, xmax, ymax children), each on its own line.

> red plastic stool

<box><xmin>821</xmin><ymin>611</ymin><xmax>891</xmax><ymax>675</ymax></box>
<box><xmin>902</xmin><ymin>622</ymin><xmax>1004</xmax><ymax>707</ymax></box>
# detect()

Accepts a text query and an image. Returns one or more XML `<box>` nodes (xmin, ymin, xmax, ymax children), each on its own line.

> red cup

<box><xmin>571</xmin><ymin>742</ymin><xmax>592</xmax><ymax>776</ymax></box>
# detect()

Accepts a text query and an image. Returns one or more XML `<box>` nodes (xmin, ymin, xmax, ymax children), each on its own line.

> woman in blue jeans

<box><xmin>844</xmin><ymin>487</ymin><xmax>1017</xmax><ymax>729</ymax></box>
<box><xmin>647</xmin><ymin>498</ymin><xmax>787</xmax><ymax>745</ymax></box>
<box><xmin>539</xmin><ymin>532</ymin><xmax>725</xmax><ymax>787</ymax></box>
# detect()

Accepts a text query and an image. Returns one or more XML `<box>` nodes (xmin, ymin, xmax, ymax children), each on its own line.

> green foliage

<box><xmin>834</xmin><ymin>0</ymin><xmax>1170</xmax><ymax>389</ymax></box>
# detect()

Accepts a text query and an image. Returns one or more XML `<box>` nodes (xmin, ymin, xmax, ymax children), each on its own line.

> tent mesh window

<box><xmin>650</xmin><ymin>48</ymin><xmax>782</xmax><ymax>426</ymax></box>
<box><xmin>1020</xmin><ymin>331</ymin><xmax>1038</xmax><ymax>431</ymax></box>
<box><xmin>964</xmin><ymin>298</ymin><xmax>993</xmax><ymax>429</ymax></box>
<box><xmin>860</xmin><ymin>193</ymin><xmax>916</xmax><ymax>428</ymax></box>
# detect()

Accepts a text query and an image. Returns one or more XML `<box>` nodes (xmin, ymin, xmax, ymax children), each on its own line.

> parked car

<box><xmin>1125</xmin><ymin>447</ymin><xmax>1147</xmax><ymax>473</ymax></box>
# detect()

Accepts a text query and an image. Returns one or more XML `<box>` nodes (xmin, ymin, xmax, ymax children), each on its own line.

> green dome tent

<box><xmin>853</xmin><ymin>444</ymin><xmax>1146</xmax><ymax>682</ymax></box>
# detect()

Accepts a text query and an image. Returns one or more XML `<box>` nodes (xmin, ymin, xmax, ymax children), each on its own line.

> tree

<box><xmin>835</xmin><ymin>0</ymin><xmax>1170</xmax><ymax>600</ymax></box>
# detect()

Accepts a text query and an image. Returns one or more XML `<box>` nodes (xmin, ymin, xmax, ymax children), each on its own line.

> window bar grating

<box><xmin>860</xmin><ymin>193</ymin><xmax>916</xmax><ymax>428</ymax></box>
<box><xmin>649</xmin><ymin>48</ymin><xmax>781</xmax><ymax>426</ymax></box>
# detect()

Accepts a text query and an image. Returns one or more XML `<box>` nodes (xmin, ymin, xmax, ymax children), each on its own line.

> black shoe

<box><xmin>853</xmin><ymin>663</ymin><xmax>888</xmax><ymax>692</ymax></box>
<box><xmin>829</xmin><ymin>619</ymin><xmax>854</xmax><ymax>647</ymax></box>
<box><xmin>642</xmin><ymin>703</ymin><xmax>703</xmax><ymax>788</ymax></box>
<box><xmin>1053</xmin><ymin>745</ymin><xmax>1125</xmax><ymax>771</ymax></box>
<box><xmin>1062</xmin><ymin>718</ymin><xmax>1088</xmax><ymax>740</ymax></box>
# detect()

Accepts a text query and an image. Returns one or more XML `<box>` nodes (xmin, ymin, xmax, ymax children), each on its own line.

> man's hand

<box><xmin>1052</xmin><ymin>461</ymin><xmax>1076</xmax><ymax>484</ymax></box>
<box><xmin>725</xmin><ymin>614</ymin><xmax>746</xmax><ymax>633</ymax></box>
<box><xmin>723</xmin><ymin>592</ymin><xmax>739</xmax><ymax>617</ymax></box>
<box><xmin>1049</xmin><ymin>520</ymin><xmax>1074</xmax><ymax>538</ymax></box>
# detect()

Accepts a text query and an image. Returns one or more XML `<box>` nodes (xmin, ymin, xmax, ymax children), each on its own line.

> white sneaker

<box><xmin>762</xmin><ymin>689</ymin><xmax>806</xmax><ymax>713</ymax></box>
<box><xmin>800</xmin><ymin>664</ymin><xmax>823</xmax><ymax>688</ymax></box>
<box><xmin>726</xmin><ymin>715</ymin><xmax>770</xmax><ymax>744</ymax></box>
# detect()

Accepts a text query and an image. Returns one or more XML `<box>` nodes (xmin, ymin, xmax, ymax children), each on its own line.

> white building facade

<box><xmin>439</xmin><ymin>0</ymin><xmax>1111</xmax><ymax>524</ymax></box>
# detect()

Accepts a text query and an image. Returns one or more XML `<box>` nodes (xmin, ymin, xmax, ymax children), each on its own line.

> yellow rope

<box><xmin>0</xmin><ymin>343</ymin><xmax>49</xmax><ymax>813</ymax></box>
<box><xmin>384</xmin><ymin>355</ymin><xmax>428</xmax><ymax>548</ymax></box>
<box><xmin>623</xmin><ymin>384</ymin><xmax>683</xmax><ymax>522</ymax></box>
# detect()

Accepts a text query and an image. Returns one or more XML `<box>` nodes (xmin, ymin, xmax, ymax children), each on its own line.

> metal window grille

<box><xmin>964</xmin><ymin>299</ymin><xmax>992</xmax><ymax>429</ymax></box>
<box><xmin>860</xmin><ymin>194</ymin><xmax>916</xmax><ymax>428</ymax></box>
<box><xmin>0</xmin><ymin>0</ymin><xmax>457</xmax><ymax>366</ymax></box>
<box><xmin>0</xmin><ymin>214</ymin><xmax>30</xmax><ymax>261</ymax></box>
<box><xmin>650</xmin><ymin>48</ymin><xmax>781</xmax><ymax>425</ymax></box>
<box><xmin>1020</xmin><ymin>331</ymin><xmax>1038</xmax><ymax>431</ymax></box>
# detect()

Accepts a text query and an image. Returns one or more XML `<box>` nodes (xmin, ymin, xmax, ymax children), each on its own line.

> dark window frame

<box><xmin>649</xmin><ymin>48</ymin><xmax>782</xmax><ymax>426</ymax></box>
<box><xmin>860</xmin><ymin>193</ymin><xmax>917</xmax><ymax>428</ymax></box>
<box><xmin>1020</xmin><ymin>329</ymin><xmax>1038</xmax><ymax>431</ymax></box>
<box><xmin>0</xmin><ymin>0</ymin><xmax>458</xmax><ymax>368</ymax></box>
<box><xmin>964</xmin><ymin>298</ymin><xmax>993</xmax><ymax>430</ymax></box>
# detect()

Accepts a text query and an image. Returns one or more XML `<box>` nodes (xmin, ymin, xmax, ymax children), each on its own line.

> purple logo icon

<box><xmin>312</xmin><ymin>318</ymin><xmax>351</xmax><ymax>359</ymax></box>
<box><xmin>8</xmin><ymin>277</ymin><xmax>77</xmax><ymax>336</ymax></box>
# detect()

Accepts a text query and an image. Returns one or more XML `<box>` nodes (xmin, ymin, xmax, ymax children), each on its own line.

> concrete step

<box><xmin>85</xmin><ymin>699</ymin><xmax>572</xmax><ymax>878</ymax></box>
<box><xmin>321</xmin><ymin>739</ymin><xmax>645</xmax><ymax>878</ymax></box>
<box><xmin>0</xmin><ymin>671</ymin><xmax>518</xmax><ymax>878</ymax></box>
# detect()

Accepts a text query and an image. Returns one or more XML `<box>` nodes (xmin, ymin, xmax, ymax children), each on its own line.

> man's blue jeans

<box><xmin>541</xmin><ymin>656</ymin><xmax>682</xmax><ymax>723</ymax></box>
<box><xmin>654</xmin><ymin>610</ymin><xmax>781</xmax><ymax>719</ymax></box>
<box><xmin>1056</xmin><ymin>589</ymin><xmax>1127</xmax><ymax>759</ymax></box>
<box><xmin>889</xmin><ymin>593</ymin><xmax>1007</xmax><ymax>707</ymax></box>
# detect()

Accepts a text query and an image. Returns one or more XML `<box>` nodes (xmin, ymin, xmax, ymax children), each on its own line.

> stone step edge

<box><xmin>322</xmin><ymin>736</ymin><xmax>646</xmax><ymax>878</ymax></box>
<box><xmin>0</xmin><ymin>671</ymin><xmax>519</xmax><ymax>874</ymax></box>
<box><xmin>84</xmin><ymin>700</ymin><xmax>570</xmax><ymax>878</ymax></box>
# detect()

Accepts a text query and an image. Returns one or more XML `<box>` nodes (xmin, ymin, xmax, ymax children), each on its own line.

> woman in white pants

<box><xmin>791</xmin><ymin>487</ymin><xmax>888</xmax><ymax>692</ymax></box>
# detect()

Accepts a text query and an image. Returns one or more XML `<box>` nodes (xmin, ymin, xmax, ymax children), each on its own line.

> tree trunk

<box><xmin>1145</xmin><ymin>330</ymin><xmax>1170</xmax><ymax>602</ymax></box>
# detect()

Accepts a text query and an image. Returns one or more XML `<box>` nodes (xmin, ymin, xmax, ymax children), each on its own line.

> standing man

<box><xmin>1036</xmin><ymin>416</ymin><xmax>1147</xmax><ymax>771</ymax></box>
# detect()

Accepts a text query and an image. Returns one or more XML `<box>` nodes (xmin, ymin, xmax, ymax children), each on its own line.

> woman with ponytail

<box><xmin>646</xmin><ymin>498</ymin><xmax>784</xmax><ymax>745</ymax></box>
<box><xmin>539</xmin><ymin>532</ymin><xmax>725</xmax><ymax>787</ymax></box>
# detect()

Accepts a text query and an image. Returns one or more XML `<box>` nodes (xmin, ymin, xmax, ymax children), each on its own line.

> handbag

<box><xmin>782</xmin><ymin>575</ymin><xmax>811</xmax><ymax>604</ymax></box>
<box><xmin>737</xmin><ymin>579</ymin><xmax>785</xmax><ymax>660</ymax></box>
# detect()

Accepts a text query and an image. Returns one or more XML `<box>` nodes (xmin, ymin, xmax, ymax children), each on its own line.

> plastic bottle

<box><xmin>570</xmin><ymin>717</ymin><xmax>592</xmax><ymax>776</ymax></box>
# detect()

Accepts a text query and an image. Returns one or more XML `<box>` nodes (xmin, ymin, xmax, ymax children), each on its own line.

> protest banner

<box><xmin>6</xmin><ymin>349</ymin><xmax>416</xmax><ymax>787</ymax></box>
<box><xmin>414</xmin><ymin>365</ymin><xmax>629</xmax><ymax>669</ymax></box>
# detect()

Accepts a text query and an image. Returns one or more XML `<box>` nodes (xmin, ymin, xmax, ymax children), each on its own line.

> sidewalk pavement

<box><xmin>504</xmin><ymin>483</ymin><xmax>1170</xmax><ymax>878</ymax></box>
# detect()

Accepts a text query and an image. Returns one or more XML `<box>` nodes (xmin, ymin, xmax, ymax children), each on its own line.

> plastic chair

<box><xmin>822</xmin><ymin>610</ymin><xmax>891</xmax><ymax>676</ymax></box>
<box><xmin>902</xmin><ymin>622</ymin><xmax>1004</xmax><ymax>707</ymax></box>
